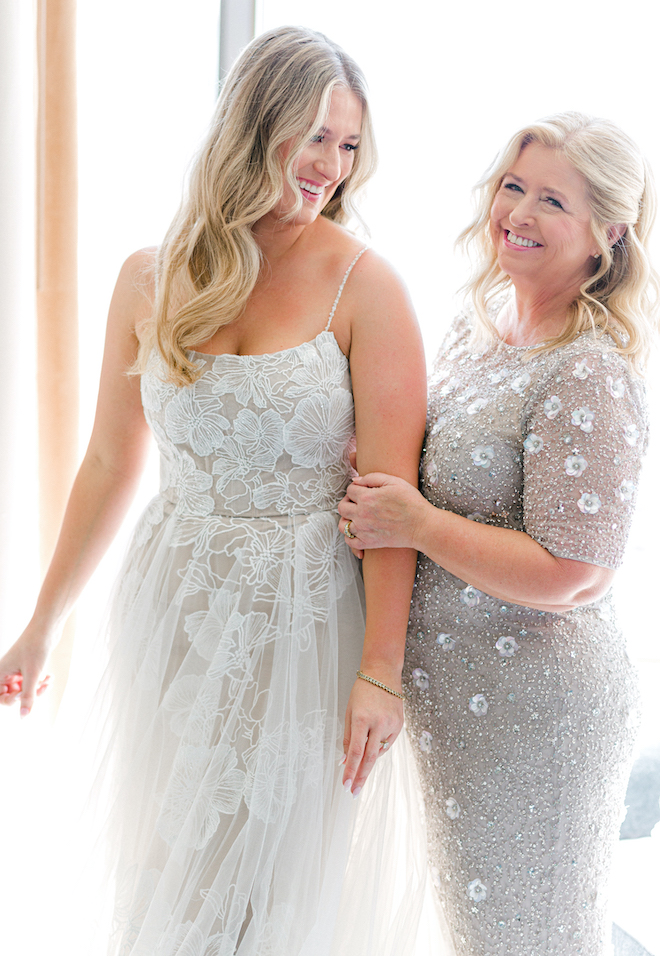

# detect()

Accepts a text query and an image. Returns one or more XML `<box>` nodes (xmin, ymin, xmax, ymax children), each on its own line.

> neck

<box><xmin>499</xmin><ymin>284</ymin><xmax>578</xmax><ymax>346</ymax></box>
<box><xmin>252</xmin><ymin>217</ymin><xmax>308</xmax><ymax>263</ymax></box>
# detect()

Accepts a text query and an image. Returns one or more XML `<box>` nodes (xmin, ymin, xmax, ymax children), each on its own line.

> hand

<box><xmin>341</xmin><ymin>675</ymin><xmax>403</xmax><ymax>796</ymax></box>
<box><xmin>338</xmin><ymin>473</ymin><xmax>427</xmax><ymax>551</ymax></box>
<box><xmin>0</xmin><ymin>628</ymin><xmax>54</xmax><ymax>717</ymax></box>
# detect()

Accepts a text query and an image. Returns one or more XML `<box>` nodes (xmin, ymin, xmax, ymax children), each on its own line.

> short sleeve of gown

<box><xmin>522</xmin><ymin>348</ymin><xmax>648</xmax><ymax>569</ymax></box>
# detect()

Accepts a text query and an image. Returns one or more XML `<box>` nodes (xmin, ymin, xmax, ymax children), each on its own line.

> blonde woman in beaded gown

<box><xmin>0</xmin><ymin>28</ymin><xmax>428</xmax><ymax>956</ymax></box>
<box><xmin>339</xmin><ymin>113</ymin><xmax>658</xmax><ymax>956</ymax></box>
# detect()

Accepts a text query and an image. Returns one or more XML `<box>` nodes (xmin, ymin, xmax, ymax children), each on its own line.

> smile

<box><xmin>506</xmin><ymin>230</ymin><xmax>542</xmax><ymax>248</ymax></box>
<box><xmin>297</xmin><ymin>178</ymin><xmax>324</xmax><ymax>198</ymax></box>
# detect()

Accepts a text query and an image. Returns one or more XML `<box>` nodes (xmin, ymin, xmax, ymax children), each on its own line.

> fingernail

<box><xmin>20</xmin><ymin>706</ymin><xmax>30</xmax><ymax>717</ymax></box>
<box><xmin>352</xmin><ymin>786</ymin><xmax>362</xmax><ymax>799</ymax></box>
<box><xmin>343</xmin><ymin>779</ymin><xmax>353</xmax><ymax>792</ymax></box>
<box><xmin>338</xmin><ymin>754</ymin><xmax>346</xmax><ymax>767</ymax></box>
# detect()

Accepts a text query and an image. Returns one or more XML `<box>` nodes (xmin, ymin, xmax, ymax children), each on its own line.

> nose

<box><xmin>313</xmin><ymin>146</ymin><xmax>342</xmax><ymax>182</ymax></box>
<box><xmin>508</xmin><ymin>193</ymin><xmax>536</xmax><ymax>228</ymax></box>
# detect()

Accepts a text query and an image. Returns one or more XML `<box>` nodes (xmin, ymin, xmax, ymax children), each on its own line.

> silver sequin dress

<box><xmin>405</xmin><ymin>311</ymin><xmax>647</xmax><ymax>956</ymax></box>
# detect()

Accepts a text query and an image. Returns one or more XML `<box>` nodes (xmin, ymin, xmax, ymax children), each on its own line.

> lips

<box><xmin>506</xmin><ymin>230</ymin><xmax>542</xmax><ymax>248</ymax></box>
<box><xmin>297</xmin><ymin>178</ymin><xmax>324</xmax><ymax>200</ymax></box>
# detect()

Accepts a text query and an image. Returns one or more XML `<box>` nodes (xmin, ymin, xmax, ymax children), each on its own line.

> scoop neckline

<box><xmin>187</xmin><ymin>329</ymin><xmax>342</xmax><ymax>361</ymax></box>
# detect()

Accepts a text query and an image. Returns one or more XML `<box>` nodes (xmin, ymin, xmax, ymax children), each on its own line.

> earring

<box><xmin>592</xmin><ymin>253</ymin><xmax>601</xmax><ymax>259</ymax></box>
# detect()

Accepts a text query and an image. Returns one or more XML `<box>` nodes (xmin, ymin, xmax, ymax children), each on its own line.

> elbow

<box><xmin>549</xmin><ymin>557</ymin><xmax>614</xmax><ymax>610</ymax></box>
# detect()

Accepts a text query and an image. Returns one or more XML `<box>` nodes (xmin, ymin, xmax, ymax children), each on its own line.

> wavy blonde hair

<box><xmin>138</xmin><ymin>26</ymin><xmax>376</xmax><ymax>385</ymax></box>
<box><xmin>458</xmin><ymin>111</ymin><xmax>659</xmax><ymax>371</ymax></box>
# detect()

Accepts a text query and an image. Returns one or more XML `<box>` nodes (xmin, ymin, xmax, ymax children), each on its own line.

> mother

<box><xmin>339</xmin><ymin>112</ymin><xmax>657</xmax><ymax>955</ymax></box>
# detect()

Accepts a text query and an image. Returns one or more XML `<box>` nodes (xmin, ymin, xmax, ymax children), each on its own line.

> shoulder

<box><xmin>110</xmin><ymin>246</ymin><xmax>158</xmax><ymax>339</ymax></box>
<box><xmin>540</xmin><ymin>333</ymin><xmax>645</xmax><ymax>393</ymax></box>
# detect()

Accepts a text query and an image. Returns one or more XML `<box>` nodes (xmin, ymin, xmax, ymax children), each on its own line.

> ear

<box><xmin>606</xmin><ymin>223</ymin><xmax>627</xmax><ymax>247</ymax></box>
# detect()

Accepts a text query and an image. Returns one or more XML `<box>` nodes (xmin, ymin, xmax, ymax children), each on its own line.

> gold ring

<box><xmin>343</xmin><ymin>520</ymin><xmax>356</xmax><ymax>539</ymax></box>
<box><xmin>380</xmin><ymin>741</ymin><xmax>390</xmax><ymax>751</ymax></box>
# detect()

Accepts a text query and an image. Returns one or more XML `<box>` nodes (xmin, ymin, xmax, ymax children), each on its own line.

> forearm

<box><xmin>360</xmin><ymin>547</ymin><xmax>417</xmax><ymax>688</ymax></box>
<box><xmin>30</xmin><ymin>449</ymin><xmax>148</xmax><ymax>636</ymax></box>
<box><xmin>413</xmin><ymin>500</ymin><xmax>609</xmax><ymax>612</ymax></box>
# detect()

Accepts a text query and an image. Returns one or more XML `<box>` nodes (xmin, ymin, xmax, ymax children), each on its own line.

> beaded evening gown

<box><xmin>405</xmin><ymin>310</ymin><xmax>647</xmax><ymax>956</ymax></box>
<box><xmin>90</xmin><ymin>252</ymin><xmax>426</xmax><ymax>956</ymax></box>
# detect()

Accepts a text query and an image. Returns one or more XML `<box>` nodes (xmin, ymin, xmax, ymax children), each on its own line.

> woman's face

<box><xmin>268</xmin><ymin>86</ymin><xmax>363</xmax><ymax>228</ymax></box>
<box><xmin>489</xmin><ymin>142</ymin><xmax>599</xmax><ymax>296</ymax></box>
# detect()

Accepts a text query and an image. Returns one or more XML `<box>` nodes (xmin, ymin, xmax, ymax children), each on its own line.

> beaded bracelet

<box><xmin>356</xmin><ymin>670</ymin><xmax>405</xmax><ymax>700</ymax></box>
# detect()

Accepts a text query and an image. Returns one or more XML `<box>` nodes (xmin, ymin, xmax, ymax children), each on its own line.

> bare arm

<box><xmin>340</xmin><ymin>254</ymin><xmax>427</xmax><ymax>795</ymax></box>
<box><xmin>0</xmin><ymin>249</ymin><xmax>156</xmax><ymax>715</ymax></box>
<box><xmin>339</xmin><ymin>474</ymin><xmax>612</xmax><ymax>613</ymax></box>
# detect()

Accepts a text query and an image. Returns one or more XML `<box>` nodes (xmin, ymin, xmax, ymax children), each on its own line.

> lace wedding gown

<box><xmin>91</xmin><ymin>251</ymin><xmax>426</xmax><ymax>956</ymax></box>
<box><xmin>405</xmin><ymin>311</ymin><xmax>647</xmax><ymax>956</ymax></box>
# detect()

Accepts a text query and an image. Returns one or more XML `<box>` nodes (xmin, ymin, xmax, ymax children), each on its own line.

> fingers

<box><xmin>36</xmin><ymin>675</ymin><xmax>52</xmax><ymax>697</ymax></box>
<box><xmin>16</xmin><ymin>667</ymin><xmax>41</xmax><ymax>718</ymax></box>
<box><xmin>341</xmin><ymin>715</ymin><xmax>401</xmax><ymax>797</ymax></box>
<box><xmin>0</xmin><ymin>671</ymin><xmax>22</xmax><ymax>706</ymax></box>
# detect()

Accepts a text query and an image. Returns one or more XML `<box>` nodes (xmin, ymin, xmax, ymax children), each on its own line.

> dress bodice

<box><xmin>140</xmin><ymin>331</ymin><xmax>355</xmax><ymax>519</ymax></box>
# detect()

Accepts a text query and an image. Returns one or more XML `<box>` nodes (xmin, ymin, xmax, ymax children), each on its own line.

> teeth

<box><xmin>298</xmin><ymin>179</ymin><xmax>323</xmax><ymax>195</ymax></box>
<box><xmin>507</xmin><ymin>231</ymin><xmax>541</xmax><ymax>248</ymax></box>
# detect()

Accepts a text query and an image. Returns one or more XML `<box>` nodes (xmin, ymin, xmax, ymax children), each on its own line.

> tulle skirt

<box><xmin>83</xmin><ymin>500</ymin><xmax>428</xmax><ymax>956</ymax></box>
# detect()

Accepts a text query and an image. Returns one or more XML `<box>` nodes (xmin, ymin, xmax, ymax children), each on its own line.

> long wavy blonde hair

<box><xmin>138</xmin><ymin>26</ymin><xmax>376</xmax><ymax>385</ymax></box>
<box><xmin>458</xmin><ymin>112</ymin><xmax>659</xmax><ymax>372</ymax></box>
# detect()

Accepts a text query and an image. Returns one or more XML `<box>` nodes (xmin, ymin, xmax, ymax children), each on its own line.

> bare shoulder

<box><xmin>345</xmin><ymin>247</ymin><xmax>418</xmax><ymax>338</ymax></box>
<box><xmin>110</xmin><ymin>246</ymin><xmax>158</xmax><ymax>339</ymax></box>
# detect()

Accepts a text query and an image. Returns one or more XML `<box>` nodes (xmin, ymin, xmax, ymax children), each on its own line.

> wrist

<box><xmin>411</xmin><ymin>496</ymin><xmax>437</xmax><ymax>554</ymax></box>
<box><xmin>358</xmin><ymin>657</ymin><xmax>404</xmax><ymax>692</ymax></box>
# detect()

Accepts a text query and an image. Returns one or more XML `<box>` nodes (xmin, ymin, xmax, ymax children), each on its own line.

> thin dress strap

<box><xmin>324</xmin><ymin>246</ymin><xmax>368</xmax><ymax>332</ymax></box>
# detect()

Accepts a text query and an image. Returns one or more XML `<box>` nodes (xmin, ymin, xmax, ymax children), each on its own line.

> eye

<box><xmin>544</xmin><ymin>196</ymin><xmax>564</xmax><ymax>209</ymax></box>
<box><xmin>342</xmin><ymin>143</ymin><xmax>359</xmax><ymax>152</ymax></box>
<box><xmin>310</xmin><ymin>134</ymin><xmax>324</xmax><ymax>144</ymax></box>
<box><xmin>503</xmin><ymin>181</ymin><xmax>523</xmax><ymax>193</ymax></box>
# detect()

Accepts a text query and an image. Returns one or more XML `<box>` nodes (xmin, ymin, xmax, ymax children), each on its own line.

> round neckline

<box><xmin>188</xmin><ymin>329</ymin><xmax>342</xmax><ymax>361</ymax></box>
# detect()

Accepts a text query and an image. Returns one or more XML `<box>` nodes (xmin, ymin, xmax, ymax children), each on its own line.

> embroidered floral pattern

<box><xmin>437</xmin><ymin>632</ymin><xmax>458</xmax><ymax>651</ymax></box>
<box><xmin>412</xmin><ymin>668</ymin><xmax>430</xmax><ymax>690</ymax></box>
<box><xmin>471</xmin><ymin>445</ymin><xmax>495</xmax><ymax>468</ymax></box>
<box><xmin>445</xmin><ymin>797</ymin><xmax>461</xmax><ymax>819</ymax></box>
<box><xmin>577</xmin><ymin>492</ymin><xmax>602</xmax><ymax>515</ymax></box>
<box><xmin>564</xmin><ymin>454</ymin><xmax>588</xmax><ymax>477</ymax></box>
<box><xmin>460</xmin><ymin>586</ymin><xmax>482</xmax><ymax>608</ymax></box>
<box><xmin>469</xmin><ymin>693</ymin><xmax>489</xmax><ymax>716</ymax></box>
<box><xmin>495</xmin><ymin>635</ymin><xmax>519</xmax><ymax>657</ymax></box>
<box><xmin>467</xmin><ymin>879</ymin><xmax>488</xmax><ymax>902</ymax></box>
<box><xmin>544</xmin><ymin>395</ymin><xmax>562</xmax><ymax>419</ymax></box>
<box><xmin>523</xmin><ymin>434</ymin><xmax>543</xmax><ymax>454</ymax></box>
<box><xmin>419</xmin><ymin>730</ymin><xmax>433</xmax><ymax>752</ymax></box>
<box><xmin>571</xmin><ymin>407</ymin><xmax>595</xmax><ymax>433</ymax></box>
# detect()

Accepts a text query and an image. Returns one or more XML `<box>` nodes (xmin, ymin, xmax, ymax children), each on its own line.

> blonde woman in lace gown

<box><xmin>0</xmin><ymin>28</ymin><xmax>427</xmax><ymax>956</ymax></box>
<box><xmin>339</xmin><ymin>113</ymin><xmax>658</xmax><ymax>956</ymax></box>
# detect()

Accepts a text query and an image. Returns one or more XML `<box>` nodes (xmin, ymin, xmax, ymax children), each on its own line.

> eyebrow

<box><xmin>504</xmin><ymin>172</ymin><xmax>569</xmax><ymax>205</ymax></box>
<box><xmin>317</xmin><ymin>126</ymin><xmax>361</xmax><ymax>141</ymax></box>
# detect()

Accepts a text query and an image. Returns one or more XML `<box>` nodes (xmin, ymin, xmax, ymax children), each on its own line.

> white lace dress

<box><xmin>92</xmin><ymin>253</ymin><xmax>426</xmax><ymax>956</ymax></box>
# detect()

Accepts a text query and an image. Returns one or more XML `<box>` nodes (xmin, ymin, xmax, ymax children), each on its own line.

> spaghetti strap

<box><xmin>324</xmin><ymin>246</ymin><xmax>368</xmax><ymax>331</ymax></box>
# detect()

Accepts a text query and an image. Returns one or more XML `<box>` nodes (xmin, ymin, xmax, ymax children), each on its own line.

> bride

<box><xmin>0</xmin><ymin>26</ymin><xmax>427</xmax><ymax>956</ymax></box>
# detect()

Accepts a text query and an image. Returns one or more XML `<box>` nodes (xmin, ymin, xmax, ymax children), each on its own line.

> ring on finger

<box><xmin>379</xmin><ymin>740</ymin><xmax>390</xmax><ymax>751</ymax></box>
<box><xmin>343</xmin><ymin>520</ymin><xmax>356</xmax><ymax>539</ymax></box>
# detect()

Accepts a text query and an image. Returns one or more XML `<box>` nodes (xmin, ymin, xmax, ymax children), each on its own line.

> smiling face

<box><xmin>262</xmin><ymin>86</ymin><xmax>363</xmax><ymax>231</ymax></box>
<box><xmin>489</xmin><ymin>142</ymin><xmax>600</xmax><ymax>298</ymax></box>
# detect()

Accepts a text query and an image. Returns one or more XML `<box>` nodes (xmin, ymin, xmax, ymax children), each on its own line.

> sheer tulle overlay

<box><xmin>83</xmin><ymin>320</ymin><xmax>427</xmax><ymax>955</ymax></box>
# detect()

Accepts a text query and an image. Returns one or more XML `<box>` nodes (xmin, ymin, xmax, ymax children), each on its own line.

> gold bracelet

<box><xmin>356</xmin><ymin>670</ymin><xmax>405</xmax><ymax>700</ymax></box>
